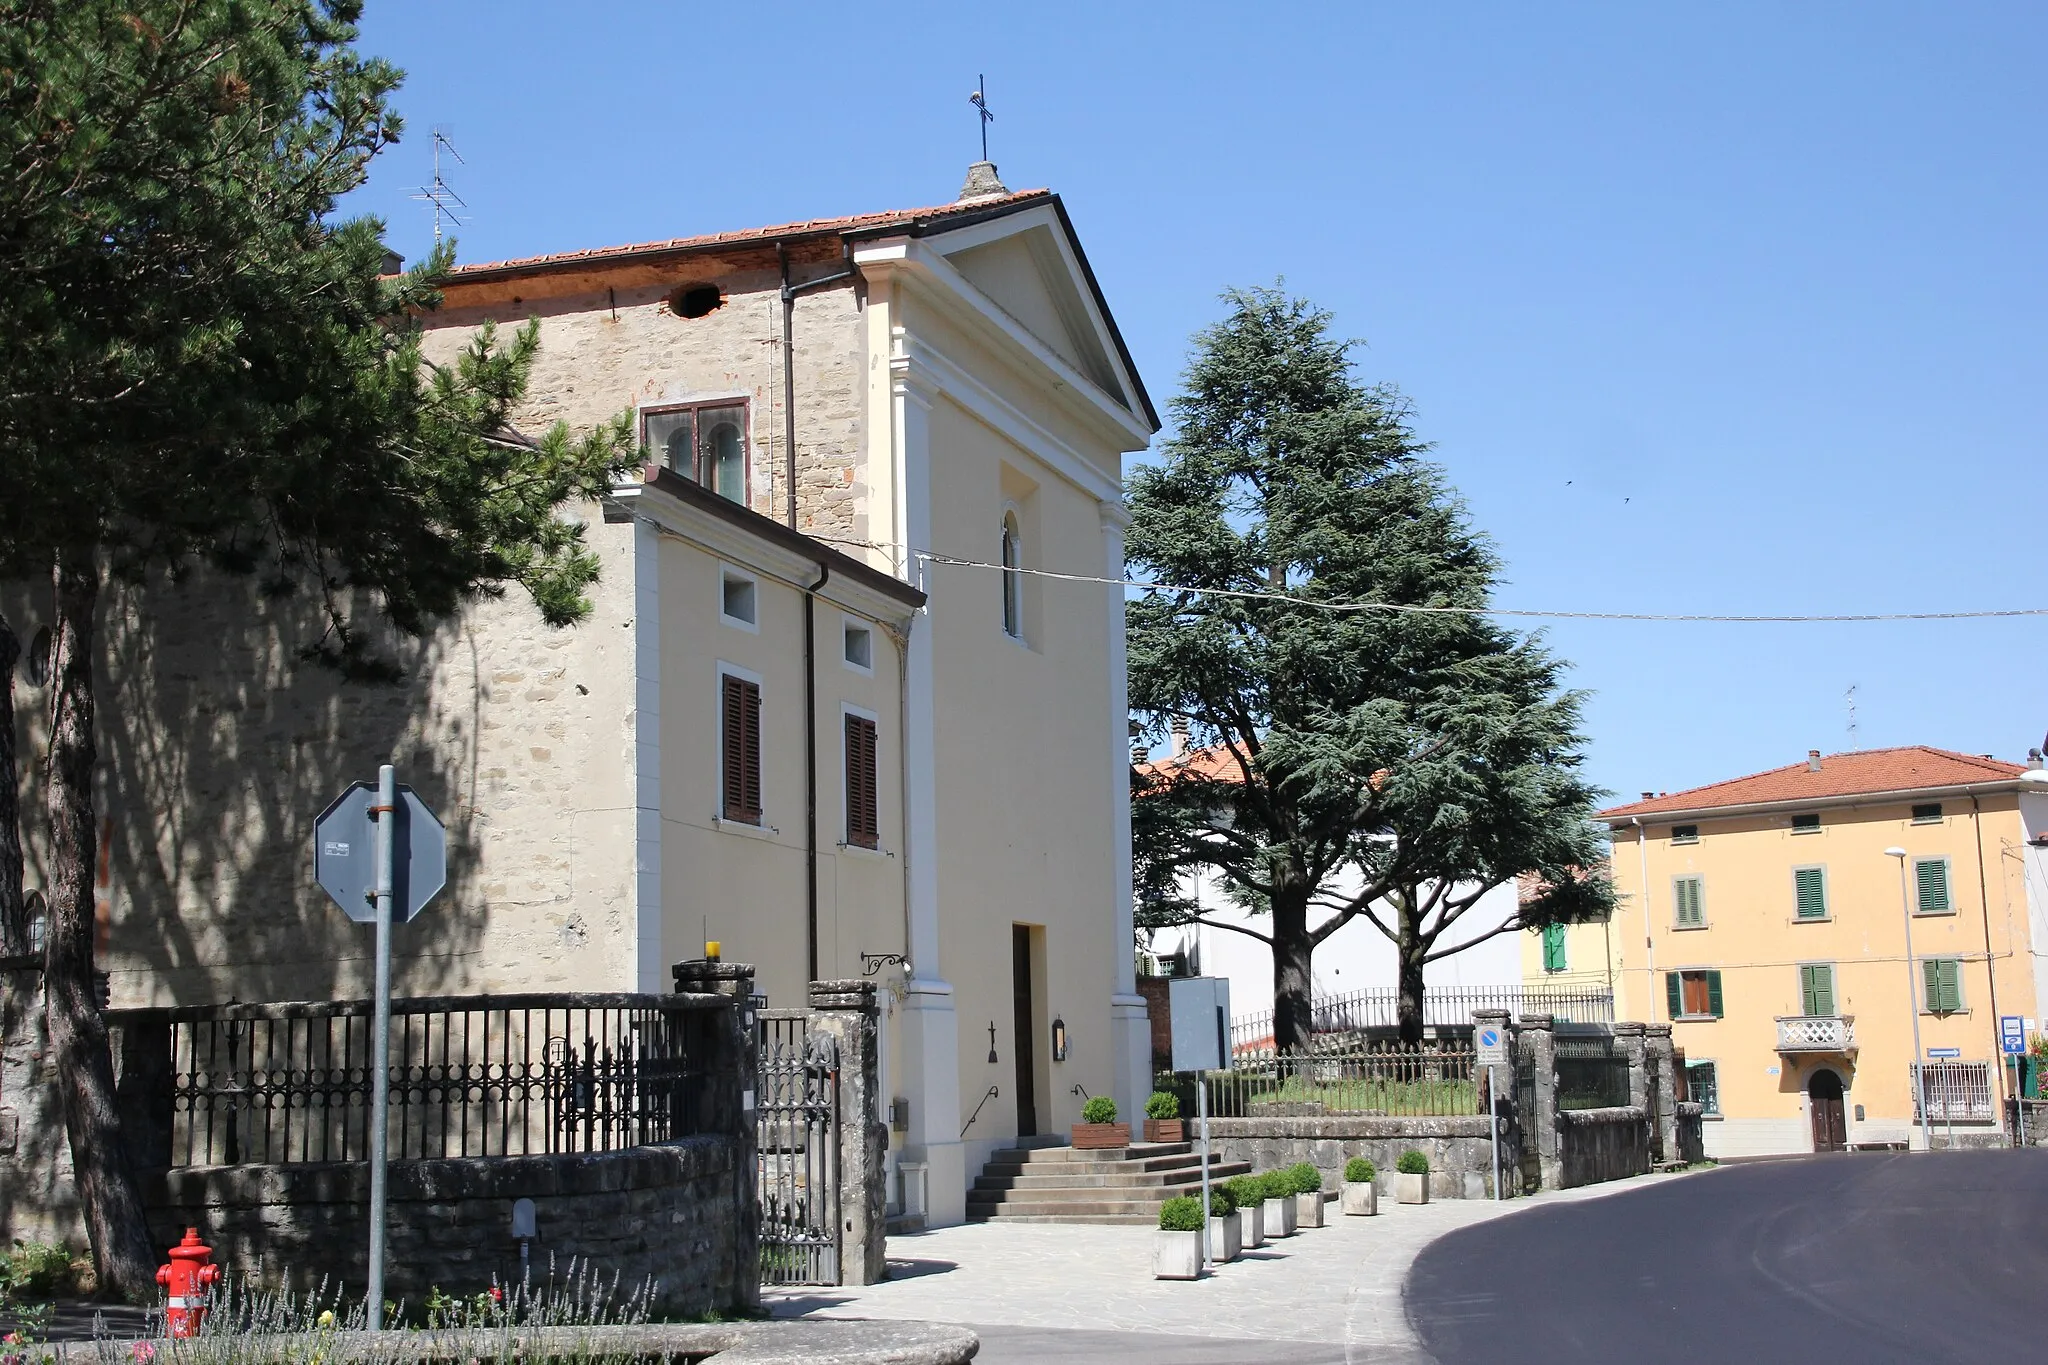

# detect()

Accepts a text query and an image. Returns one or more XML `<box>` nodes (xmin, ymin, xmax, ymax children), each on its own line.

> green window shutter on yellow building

<box><xmin>1922</xmin><ymin>958</ymin><xmax>1961</xmax><ymax>1014</ymax></box>
<box><xmin>1800</xmin><ymin>964</ymin><xmax>1835</xmax><ymax>1016</ymax></box>
<box><xmin>1706</xmin><ymin>970</ymin><xmax>1724</xmax><ymax>1017</ymax></box>
<box><xmin>1794</xmin><ymin>868</ymin><xmax>1827</xmax><ymax>920</ymax></box>
<box><xmin>1542</xmin><ymin>923</ymin><xmax>1567</xmax><ymax>972</ymax></box>
<box><xmin>1665</xmin><ymin>972</ymin><xmax>1682</xmax><ymax>1019</ymax></box>
<box><xmin>1674</xmin><ymin>876</ymin><xmax>1704</xmax><ymax>927</ymax></box>
<box><xmin>1916</xmin><ymin>858</ymin><xmax>1951</xmax><ymax>913</ymax></box>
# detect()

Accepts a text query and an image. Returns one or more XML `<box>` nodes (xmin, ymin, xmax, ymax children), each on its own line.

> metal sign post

<box><xmin>1474</xmin><ymin>1024</ymin><xmax>1510</xmax><ymax>1200</ymax></box>
<box><xmin>2001</xmin><ymin>1017</ymin><xmax>2027</xmax><ymax>1147</ymax></box>
<box><xmin>1197</xmin><ymin>1080</ymin><xmax>1211</xmax><ymax>1272</ymax></box>
<box><xmin>1168</xmin><ymin>977</ymin><xmax>1230</xmax><ymax>1278</ymax></box>
<box><xmin>314</xmin><ymin>767</ymin><xmax>446</xmax><ymax>1330</ymax></box>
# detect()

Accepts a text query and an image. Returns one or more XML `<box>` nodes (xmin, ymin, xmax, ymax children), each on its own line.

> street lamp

<box><xmin>1886</xmin><ymin>847</ymin><xmax>1935</xmax><ymax>1151</ymax></box>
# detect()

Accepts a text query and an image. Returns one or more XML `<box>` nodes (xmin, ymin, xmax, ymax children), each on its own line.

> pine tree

<box><xmin>0</xmin><ymin>1</ymin><xmax>638</xmax><ymax>1295</ymax></box>
<box><xmin>1128</xmin><ymin>287</ymin><xmax>1611</xmax><ymax>1051</ymax></box>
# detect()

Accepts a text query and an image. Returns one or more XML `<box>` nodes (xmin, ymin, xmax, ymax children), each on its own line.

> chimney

<box><xmin>957</xmin><ymin>161</ymin><xmax>1009</xmax><ymax>202</ymax></box>
<box><xmin>1807</xmin><ymin>749</ymin><xmax>1822</xmax><ymax>773</ymax></box>
<box><xmin>2030</xmin><ymin>748</ymin><xmax>2044</xmax><ymax>771</ymax></box>
<box><xmin>1640</xmin><ymin>791</ymin><xmax>1655</xmax><ymax>801</ymax></box>
<box><xmin>1128</xmin><ymin>718</ymin><xmax>1146</xmax><ymax>764</ymax></box>
<box><xmin>1169</xmin><ymin>715</ymin><xmax>1190</xmax><ymax>761</ymax></box>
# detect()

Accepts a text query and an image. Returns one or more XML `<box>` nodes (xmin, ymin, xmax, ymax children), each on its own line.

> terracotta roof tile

<box><xmin>1135</xmin><ymin>744</ymin><xmax>1250</xmax><ymax>785</ymax></box>
<box><xmin>445</xmin><ymin>190</ymin><xmax>1054</xmax><ymax>280</ymax></box>
<box><xmin>1599</xmin><ymin>746</ymin><xmax>2025</xmax><ymax>820</ymax></box>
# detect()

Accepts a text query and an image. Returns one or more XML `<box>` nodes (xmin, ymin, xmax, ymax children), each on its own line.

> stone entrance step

<box><xmin>966</xmin><ymin>1142</ymin><xmax>1250</xmax><ymax>1225</ymax></box>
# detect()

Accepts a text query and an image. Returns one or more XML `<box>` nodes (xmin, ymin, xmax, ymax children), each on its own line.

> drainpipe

<box><xmin>804</xmin><ymin>561</ymin><xmax>831</xmax><ymax>984</ymax></box>
<box><xmin>1971</xmin><ymin>793</ymin><xmax>2007</xmax><ymax>1120</ymax></box>
<box><xmin>1635</xmin><ymin>817</ymin><xmax>1653</xmax><ymax>1022</ymax></box>
<box><xmin>778</xmin><ymin>241</ymin><xmax>862</xmax><ymax>531</ymax></box>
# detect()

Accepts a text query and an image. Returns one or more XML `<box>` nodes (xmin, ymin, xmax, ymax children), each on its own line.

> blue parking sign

<box><xmin>2001</xmin><ymin>1015</ymin><xmax>2026</xmax><ymax>1055</ymax></box>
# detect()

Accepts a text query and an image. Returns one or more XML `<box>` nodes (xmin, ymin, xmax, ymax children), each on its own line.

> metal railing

<box><xmin>133</xmin><ymin>993</ymin><xmax>727</xmax><ymax>1167</ymax></box>
<box><xmin>1555</xmin><ymin>1034</ymin><xmax>1632</xmax><ymax>1111</ymax></box>
<box><xmin>1912</xmin><ymin>1061</ymin><xmax>1994</xmax><ymax>1123</ymax></box>
<box><xmin>1775</xmin><ymin>1015</ymin><xmax>1856</xmax><ymax>1052</ymax></box>
<box><xmin>757</xmin><ymin>1010</ymin><xmax>840</xmax><ymax>1286</ymax></box>
<box><xmin>1228</xmin><ymin>984</ymin><xmax>1613</xmax><ymax>1050</ymax></box>
<box><xmin>1204</xmin><ymin>1038</ymin><xmax>1478</xmax><ymax>1117</ymax></box>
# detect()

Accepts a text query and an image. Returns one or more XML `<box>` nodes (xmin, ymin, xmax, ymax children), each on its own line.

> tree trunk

<box><xmin>1395</xmin><ymin>890</ymin><xmax>1428</xmax><ymax>1046</ymax></box>
<box><xmin>41</xmin><ymin>551</ymin><xmax>157</xmax><ymax>1299</ymax></box>
<box><xmin>0</xmin><ymin>611</ymin><xmax>23</xmax><ymax>953</ymax></box>
<box><xmin>1270</xmin><ymin>885</ymin><xmax>1315</xmax><ymax>1054</ymax></box>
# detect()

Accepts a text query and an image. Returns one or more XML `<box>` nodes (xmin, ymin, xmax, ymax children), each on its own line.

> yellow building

<box><xmin>1577</xmin><ymin>746</ymin><xmax>2048</xmax><ymax>1156</ymax></box>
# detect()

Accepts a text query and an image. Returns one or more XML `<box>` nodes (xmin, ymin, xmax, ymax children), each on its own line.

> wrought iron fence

<box><xmin>1911</xmin><ymin>1061</ymin><xmax>1994</xmax><ymax>1123</ymax></box>
<box><xmin>757</xmin><ymin>1010</ymin><xmax>840</xmax><ymax>1286</ymax></box>
<box><xmin>1228</xmin><ymin>985</ymin><xmax>1613</xmax><ymax>1051</ymax></box>
<box><xmin>1204</xmin><ymin>1038</ymin><xmax>1479</xmax><ymax>1117</ymax></box>
<box><xmin>1555</xmin><ymin>1034</ymin><xmax>1632</xmax><ymax>1111</ymax></box>
<box><xmin>141</xmin><ymin>993</ymin><xmax>724</xmax><ymax>1167</ymax></box>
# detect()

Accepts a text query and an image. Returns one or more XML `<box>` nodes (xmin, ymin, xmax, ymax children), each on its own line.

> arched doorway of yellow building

<box><xmin>1808</xmin><ymin>1069</ymin><xmax>1848</xmax><ymax>1152</ymax></box>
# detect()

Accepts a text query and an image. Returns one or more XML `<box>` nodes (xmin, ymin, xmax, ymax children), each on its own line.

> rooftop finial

<box><xmin>960</xmin><ymin>76</ymin><xmax>1008</xmax><ymax>202</ymax></box>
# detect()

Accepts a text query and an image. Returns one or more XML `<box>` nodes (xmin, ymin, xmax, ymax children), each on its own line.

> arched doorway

<box><xmin>1809</xmin><ymin>1069</ymin><xmax>1847</xmax><ymax>1152</ymax></box>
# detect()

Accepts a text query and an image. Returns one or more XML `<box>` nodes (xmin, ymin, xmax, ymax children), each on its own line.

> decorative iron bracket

<box><xmin>860</xmin><ymin>952</ymin><xmax>908</xmax><ymax>977</ymax></box>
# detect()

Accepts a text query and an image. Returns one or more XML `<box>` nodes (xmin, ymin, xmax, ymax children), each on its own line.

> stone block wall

<box><xmin>1557</xmin><ymin>1106</ymin><xmax>1650</xmax><ymax>1188</ymax></box>
<box><xmin>1675</xmin><ymin>1102</ymin><xmax>1707</xmax><ymax>1163</ymax></box>
<box><xmin>1204</xmin><ymin>1116</ymin><xmax>1503</xmax><ymax>1200</ymax></box>
<box><xmin>145</xmin><ymin>1139</ymin><xmax>753</xmax><ymax>1318</ymax></box>
<box><xmin>0</xmin><ymin>957</ymin><xmax>83</xmax><ymax>1246</ymax></box>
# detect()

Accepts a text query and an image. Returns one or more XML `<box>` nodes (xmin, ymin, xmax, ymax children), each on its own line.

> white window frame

<box><xmin>1685</xmin><ymin>1059</ymin><xmax>1721</xmax><ymax>1117</ymax></box>
<box><xmin>841</xmin><ymin>614</ymin><xmax>875</xmax><ymax>676</ymax></box>
<box><xmin>719</xmin><ymin>565</ymin><xmax>760</xmax><ymax>632</ymax></box>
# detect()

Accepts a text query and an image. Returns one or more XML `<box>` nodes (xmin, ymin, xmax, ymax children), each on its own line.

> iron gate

<box><xmin>757</xmin><ymin>1010</ymin><xmax>841</xmax><ymax>1285</ymax></box>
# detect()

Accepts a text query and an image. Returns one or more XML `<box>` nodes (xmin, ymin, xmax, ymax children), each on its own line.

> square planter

<box><xmin>1262</xmin><ymin>1195</ymin><xmax>1297</xmax><ymax>1239</ymax></box>
<box><xmin>1341</xmin><ymin>1181</ymin><xmax>1379</xmax><ymax>1216</ymax></box>
<box><xmin>1143</xmin><ymin>1118</ymin><xmax>1185</xmax><ymax>1143</ymax></box>
<box><xmin>1208</xmin><ymin>1213</ymin><xmax>1241</xmax><ymax>1263</ymax></box>
<box><xmin>1396</xmin><ymin>1171</ymin><xmax>1430</xmax><ymax>1205</ymax></box>
<box><xmin>1071</xmin><ymin>1122</ymin><xmax>1131</xmax><ymax>1152</ymax></box>
<box><xmin>1154</xmin><ymin>1229</ymin><xmax>1202</xmax><ymax>1280</ymax></box>
<box><xmin>1238</xmin><ymin>1205</ymin><xmax>1265</xmax><ymax>1249</ymax></box>
<box><xmin>1295</xmin><ymin>1191</ymin><xmax>1326</xmax><ymax>1229</ymax></box>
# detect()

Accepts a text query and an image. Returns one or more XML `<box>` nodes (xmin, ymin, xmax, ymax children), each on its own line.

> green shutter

<box><xmin>1916</xmin><ymin>858</ymin><xmax>1951</xmax><ymax>913</ymax></box>
<box><xmin>1543</xmin><ymin>923</ymin><xmax>1568</xmax><ymax>972</ymax></box>
<box><xmin>1666</xmin><ymin>971</ymin><xmax>1683</xmax><ymax>1019</ymax></box>
<box><xmin>1794</xmin><ymin>868</ymin><xmax>1827</xmax><ymax>920</ymax></box>
<box><xmin>1922</xmin><ymin>958</ymin><xmax>1961</xmax><ymax>1014</ymax></box>
<box><xmin>1706</xmin><ymin>970</ymin><xmax>1725</xmax><ymax>1018</ymax></box>
<box><xmin>1675</xmin><ymin>876</ymin><xmax>1704</xmax><ymax>927</ymax></box>
<box><xmin>1800</xmin><ymin>964</ymin><xmax>1835</xmax><ymax>1016</ymax></box>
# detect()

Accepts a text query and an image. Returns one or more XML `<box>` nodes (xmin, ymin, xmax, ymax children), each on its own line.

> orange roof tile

<box><xmin>444</xmin><ymin>190</ymin><xmax>1054</xmax><ymax>282</ymax></box>
<box><xmin>1599</xmin><ymin>746</ymin><xmax>2026</xmax><ymax>821</ymax></box>
<box><xmin>1135</xmin><ymin>744</ymin><xmax>1251</xmax><ymax>785</ymax></box>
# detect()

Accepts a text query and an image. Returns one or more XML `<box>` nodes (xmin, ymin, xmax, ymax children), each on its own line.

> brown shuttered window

<box><xmin>721</xmin><ymin>674</ymin><xmax>762</xmax><ymax>823</ymax></box>
<box><xmin>845</xmin><ymin>714</ymin><xmax>879</xmax><ymax>849</ymax></box>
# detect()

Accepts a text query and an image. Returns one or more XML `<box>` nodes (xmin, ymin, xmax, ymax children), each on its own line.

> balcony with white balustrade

<box><xmin>1775</xmin><ymin>1014</ymin><xmax>1857</xmax><ymax>1053</ymax></box>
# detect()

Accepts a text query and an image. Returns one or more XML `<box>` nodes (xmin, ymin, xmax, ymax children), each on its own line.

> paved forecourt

<box><xmin>767</xmin><ymin>1175</ymin><xmax>1694</xmax><ymax>1360</ymax></box>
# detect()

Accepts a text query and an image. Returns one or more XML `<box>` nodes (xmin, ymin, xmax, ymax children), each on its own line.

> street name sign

<box><xmin>314</xmin><ymin>782</ymin><xmax>446</xmax><ymax>923</ymax></box>
<box><xmin>1476</xmin><ymin>1024</ymin><xmax>1510</xmax><ymax>1069</ymax></box>
<box><xmin>2001</xmin><ymin>1016</ymin><xmax>2026</xmax><ymax>1055</ymax></box>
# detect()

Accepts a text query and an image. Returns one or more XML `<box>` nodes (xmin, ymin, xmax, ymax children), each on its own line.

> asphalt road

<box><xmin>1407</xmin><ymin>1152</ymin><xmax>2048</xmax><ymax>1365</ymax></box>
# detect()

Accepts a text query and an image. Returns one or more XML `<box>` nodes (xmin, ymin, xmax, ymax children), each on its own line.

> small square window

<box><xmin>1791</xmin><ymin>813</ymin><xmax>1821</xmax><ymax>834</ymax></box>
<box><xmin>1912</xmin><ymin>803</ymin><xmax>1943</xmax><ymax>825</ymax></box>
<box><xmin>1671</xmin><ymin>824</ymin><xmax>1699</xmax><ymax>845</ymax></box>
<box><xmin>843</xmin><ymin>621</ymin><xmax>872</xmax><ymax>672</ymax></box>
<box><xmin>720</xmin><ymin>571</ymin><xmax>757</xmax><ymax>628</ymax></box>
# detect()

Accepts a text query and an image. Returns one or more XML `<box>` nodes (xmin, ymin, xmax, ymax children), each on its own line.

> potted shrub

<box><xmin>1072</xmin><ymin>1095</ymin><xmax>1130</xmax><ymax>1152</ymax></box>
<box><xmin>1204</xmin><ymin>1185</ymin><xmax>1240</xmax><ymax>1263</ymax></box>
<box><xmin>1154</xmin><ymin>1195</ymin><xmax>1204</xmax><ymax>1279</ymax></box>
<box><xmin>1143</xmin><ymin>1090</ymin><xmax>1185</xmax><ymax>1144</ymax></box>
<box><xmin>1260</xmin><ymin>1170</ymin><xmax>1298</xmax><ymax>1239</ymax></box>
<box><xmin>1395</xmin><ymin>1149</ymin><xmax>1431</xmax><ymax>1205</ymax></box>
<box><xmin>1287</xmin><ymin>1162</ymin><xmax>1327</xmax><ymax>1229</ymax></box>
<box><xmin>1341</xmin><ymin>1156</ymin><xmax>1379</xmax><ymax>1216</ymax></box>
<box><xmin>1224</xmin><ymin>1174</ymin><xmax>1265</xmax><ymax>1249</ymax></box>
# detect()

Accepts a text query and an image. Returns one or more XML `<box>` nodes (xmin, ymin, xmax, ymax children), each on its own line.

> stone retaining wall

<box><xmin>1204</xmin><ymin>1115</ymin><xmax>1502</xmax><ymax>1199</ymax></box>
<box><xmin>145</xmin><ymin>1138</ymin><xmax>753</xmax><ymax>1318</ymax></box>
<box><xmin>1557</xmin><ymin>1106</ymin><xmax>1649</xmax><ymax>1188</ymax></box>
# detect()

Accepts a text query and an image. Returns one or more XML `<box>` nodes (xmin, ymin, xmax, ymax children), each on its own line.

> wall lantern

<box><xmin>987</xmin><ymin>1020</ymin><xmax>999</xmax><ymax>1065</ymax></box>
<box><xmin>1051</xmin><ymin>1017</ymin><xmax>1068</xmax><ymax>1062</ymax></box>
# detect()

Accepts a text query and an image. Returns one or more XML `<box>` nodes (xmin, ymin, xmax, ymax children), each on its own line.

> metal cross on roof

<box><xmin>970</xmin><ymin>76</ymin><xmax>993</xmax><ymax>162</ymax></box>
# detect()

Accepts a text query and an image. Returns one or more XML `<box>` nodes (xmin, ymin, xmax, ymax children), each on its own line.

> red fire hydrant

<box><xmin>156</xmin><ymin>1229</ymin><xmax>220</xmax><ymax>1338</ymax></box>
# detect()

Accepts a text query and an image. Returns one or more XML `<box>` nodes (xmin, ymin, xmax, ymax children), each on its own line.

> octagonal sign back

<box><xmin>313</xmin><ymin>781</ymin><xmax>446</xmax><ymax>924</ymax></box>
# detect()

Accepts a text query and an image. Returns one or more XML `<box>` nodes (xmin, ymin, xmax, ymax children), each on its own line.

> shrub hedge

<box><xmin>1144</xmin><ymin>1090</ymin><xmax>1180</xmax><ymax>1120</ymax></box>
<box><xmin>1158</xmin><ymin>1196</ymin><xmax>1204</xmax><ymax>1232</ymax></box>
<box><xmin>1081</xmin><ymin>1095</ymin><xmax>1119</xmax><ymax>1125</ymax></box>
<box><xmin>1344</xmin><ymin>1156</ymin><xmax>1377</xmax><ymax>1183</ymax></box>
<box><xmin>1396</xmin><ymin>1149</ymin><xmax>1430</xmax><ymax>1175</ymax></box>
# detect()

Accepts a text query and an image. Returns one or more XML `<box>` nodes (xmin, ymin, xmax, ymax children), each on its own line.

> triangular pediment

<box><xmin>931</xmin><ymin>216</ymin><xmax>1143</xmax><ymax>421</ymax></box>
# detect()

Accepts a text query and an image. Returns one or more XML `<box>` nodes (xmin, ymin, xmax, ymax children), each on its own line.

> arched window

<box><xmin>704</xmin><ymin>417</ymin><xmax>745</xmax><ymax>502</ymax></box>
<box><xmin>1000</xmin><ymin>511</ymin><xmax>1023</xmax><ymax>639</ymax></box>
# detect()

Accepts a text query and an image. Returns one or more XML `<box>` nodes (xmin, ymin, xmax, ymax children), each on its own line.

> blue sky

<box><xmin>343</xmin><ymin>2</ymin><xmax>2048</xmax><ymax>805</ymax></box>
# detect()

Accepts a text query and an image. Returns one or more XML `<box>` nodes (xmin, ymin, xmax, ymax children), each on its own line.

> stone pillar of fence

<box><xmin>1517</xmin><ymin>1013</ymin><xmax>1562</xmax><ymax>1191</ymax></box>
<box><xmin>808</xmin><ymin>979</ymin><xmax>887</xmax><ymax>1287</ymax></box>
<box><xmin>1612</xmin><ymin>1020</ymin><xmax>1651</xmax><ymax>1172</ymax></box>
<box><xmin>672</xmin><ymin>958</ymin><xmax>761</xmax><ymax>1307</ymax></box>
<box><xmin>1644</xmin><ymin>1023</ymin><xmax>1679</xmax><ymax>1165</ymax></box>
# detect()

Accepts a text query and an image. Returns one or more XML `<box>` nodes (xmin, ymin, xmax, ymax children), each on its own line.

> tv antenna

<box><xmin>969</xmin><ymin>76</ymin><xmax>994</xmax><ymax>162</ymax></box>
<box><xmin>1846</xmin><ymin>683</ymin><xmax>1858</xmax><ymax>745</ymax></box>
<box><xmin>411</xmin><ymin>127</ymin><xmax>468</xmax><ymax>242</ymax></box>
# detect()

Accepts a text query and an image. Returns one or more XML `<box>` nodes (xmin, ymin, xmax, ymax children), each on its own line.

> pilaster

<box><xmin>808</xmin><ymin>980</ymin><xmax>887</xmax><ymax>1286</ymax></box>
<box><xmin>1644</xmin><ymin>1022</ymin><xmax>1679</xmax><ymax>1163</ymax></box>
<box><xmin>1518</xmin><ymin>1013</ymin><xmax>1562</xmax><ymax>1191</ymax></box>
<box><xmin>1101</xmin><ymin>500</ymin><xmax>1149</xmax><ymax>1122</ymax></box>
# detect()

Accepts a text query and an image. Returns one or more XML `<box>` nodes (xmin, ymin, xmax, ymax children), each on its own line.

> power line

<box><xmin>808</xmin><ymin>535</ymin><xmax>2048</xmax><ymax>626</ymax></box>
